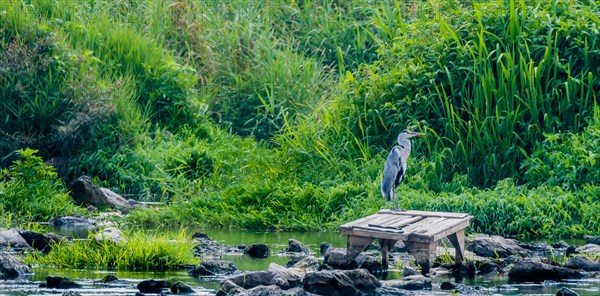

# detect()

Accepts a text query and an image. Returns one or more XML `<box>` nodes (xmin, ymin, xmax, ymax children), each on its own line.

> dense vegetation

<box><xmin>1</xmin><ymin>0</ymin><xmax>599</xmax><ymax>239</ymax></box>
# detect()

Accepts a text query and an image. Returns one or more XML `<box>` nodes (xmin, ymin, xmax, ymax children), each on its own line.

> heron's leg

<box><xmin>393</xmin><ymin>195</ymin><xmax>399</xmax><ymax>210</ymax></box>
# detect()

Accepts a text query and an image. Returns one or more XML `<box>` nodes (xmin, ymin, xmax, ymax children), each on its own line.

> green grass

<box><xmin>26</xmin><ymin>228</ymin><xmax>196</xmax><ymax>270</ymax></box>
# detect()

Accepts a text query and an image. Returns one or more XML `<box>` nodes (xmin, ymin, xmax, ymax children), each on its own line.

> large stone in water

<box><xmin>563</xmin><ymin>256</ymin><xmax>600</xmax><ymax>271</ymax></box>
<box><xmin>468</xmin><ymin>235</ymin><xmax>528</xmax><ymax>258</ymax></box>
<box><xmin>0</xmin><ymin>229</ymin><xmax>31</xmax><ymax>251</ymax></box>
<box><xmin>556</xmin><ymin>287</ymin><xmax>579</xmax><ymax>296</ymax></box>
<box><xmin>268</xmin><ymin>263</ymin><xmax>304</xmax><ymax>288</ymax></box>
<box><xmin>323</xmin><ymin>247</ymin><xmax>357</xmax><ymax>269</ymax></box>
<box><xmin>137</xmin><ymin>279</ymin><xmax>171</xmax><ymax>293</ymax></box>
<box><xmin>225</xmin><ymin>271</ymin><xmax>290</xmax><ymax>290</ymax></box>
<box><xmin>42</xmin><ymin>276</ymin><xmax>82</xmax><ymax>289</ymax></box>
<box><xmin>0</xmin><ymin>252</ymin><xmax>31</xmax><ymax>278</ymax></box>
<box><xmin>170</xmin><ymin>281</ymin><xmax>195</xmax><ymax>294</ymax></box>
<box><xmin>302</xmin><ymin>269</ymin><xmax>381</xmax><ymax>296</ymax></box>
<box><xmin>508</xmin><ymin>259</ymin><xmax>585</xmax><ymax>282</ymax></box>
<box><xmin>286</xmin><ymin>239</ymin><xmax>310</xmax><ymax>253</ymax></box>
<box><xmin>189</xmin><ymin>259</ymin><xmax>238</xmax><ymax>276</ymax></box>
<box><xmin>292</xmin><ymin>256</ymin><xmax>320</xmax><ymax>271</ymax></box>
<box><xmin>386</xmin><ymin>275</ymin><xmax>432</xmax><ymax>290</ymax></box>
<box><xmin>246</xmin><ymin>285</ymin><xmax>313</xmax><ymax>296</ymax></box>
<box><xmin>245</xmin><ymin>243</ymin><xmax>270</xmax><ymax>258</ymax></box>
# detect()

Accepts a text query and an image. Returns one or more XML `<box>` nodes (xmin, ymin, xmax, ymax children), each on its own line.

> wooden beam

<box><xmin>347</xmin><ymin>236</ymin><xmax>374</xmax><ymax>263</ymax></box>
<box><xmin>379</xmin><ymin>239</ymin><xmax>397</xmax><ymax>271</ymax></box>
<box><xmin>447</xmin><ymin>229</ymin><xmax>465</xmax><ymax>266</ymax></box>
<box><xmin>378</xmin><ymin>209</ymin><xmax>470</xmax><ymax>219</ymax></box>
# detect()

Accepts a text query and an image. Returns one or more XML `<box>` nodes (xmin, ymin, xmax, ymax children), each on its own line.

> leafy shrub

<box><xmin>523</xmin><ymin>124</ymin><xmax>600</xmax><ymax>188</ymax></box>
<box><xmin>0</xmin><ymin>5</ymin><xmax>122</xmax><ymax>162</ymax></box>
<box><xmin>73</xmin><ymin>127</ymin><xmax>216</xmax><ymax>200</ymax></box>
<box><xmin>0</xmin><ymin>149</ymin><xmax>83</xmax><ymax>221</ymax></box>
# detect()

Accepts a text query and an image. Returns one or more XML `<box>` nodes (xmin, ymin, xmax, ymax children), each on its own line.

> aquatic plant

<box><xmin>27</xmin><ymin>228</ymin><xmax>196</xmax><ymax>270</ymax></box>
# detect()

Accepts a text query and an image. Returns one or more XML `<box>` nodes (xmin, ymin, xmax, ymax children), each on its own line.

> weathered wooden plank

<box><xmin>343</xmin><ymin>227</ymin><xmax>409</xmax><ymax>240</ymax></box>
<box><xmin>430</xmin><ymin>218</ymin><xmax>471</xmax><ymax>241</ymax></box>
<box><xmin>412</xmin><ymin>218</ymin><xmax>450</xmax><ymax>235</ymax></box>
<box><xmin>368</xmin><ymin>214</ymin><xmax>401</xmax><ymax>226</ymax></box>
<box><xmin>340</xmin><ymin>214</ymin><xmax>380</xmax><ymax>229</ymax></box>
<box><xmin>378</xmin><ymin>209</ymin><xmax>469</xmax><ymax>219</ymax></box>
<box><xmin>388</xmin><ymin>215</ymin><xmax>422</xmax><ymax>228</ymax></box>
<box><xmin>401</xmin><ymin>217</ymin><xmax>445</xmax><ymax>233</ymax></box>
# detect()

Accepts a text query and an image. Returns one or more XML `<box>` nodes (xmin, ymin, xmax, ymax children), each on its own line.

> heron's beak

<box><xmin>410</xmin><ymin>131</ymin><xmax>425</xmax><ymax>137</ymax></box>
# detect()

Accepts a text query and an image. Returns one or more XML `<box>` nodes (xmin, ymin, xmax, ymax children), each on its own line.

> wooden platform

<box><xmin>340</xmin><ymin>209</ymin><xmax>472</xmax><ymax>274</ymax></box>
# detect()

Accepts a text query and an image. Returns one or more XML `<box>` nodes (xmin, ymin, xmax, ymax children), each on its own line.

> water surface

<box><xmin>1</xmin><ymin>228</ymin><xmax>599</xmax><ymax>295</ymax></box>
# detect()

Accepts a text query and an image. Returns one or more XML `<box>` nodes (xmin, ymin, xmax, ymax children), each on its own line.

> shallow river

<box><xmin>1</xmin><ymin>228</ymin><xmax>599</xmax><ymax>295</ymax></box>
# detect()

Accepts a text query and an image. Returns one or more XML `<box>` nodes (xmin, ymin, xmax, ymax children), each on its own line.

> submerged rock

<box><xmin>170</xmin><ymin>281</ymin><xmax>195</xmax><ymax>294</ymax></box>
<box><xmin>216</xmin><ymin>279</ymin><xmax>245</xmax><ymax>296</ymax></box>
<box><xmin>48</xmin><ymin>215</ymin><xmax>97</xmax><ymax>229</ymax></box>
<box><xmin>563</xmin><ymin>256</ymin><xmax>600</xmax><ymax>271</ymax></box>
<box><xmin>225</xmin><ymin>271</ymin><xmax>290</xmax><ymax>290</ymax></box>
<box><xmin>302</xmin><ymin>269</ymin><xmax>381</xmax><ymax>296</ymax></box>
<box><xmin>584</xmin><ymin>235</ymin><xmax>600</xmax><ymax>245</ymax></box>
<box><xmin>247</xmin><ymin>285</ymin><xmax>312</xmax><ymax>295</ymax></box>
<box><xmin>439</xmin><ymin>281</ymin><xmax>486</xmax><ymax>294</ymax></box>
<box><xmin>286</xmin><ymin>239</ymin><xmax>310</xmax><ymax>253</ymax></box>
<box><xmin>323</xmin><ymin>247</ymin><xmax>357</xmax><ymax>270</ymax></box>
<box><xmin>508</xmin><ymin>259</ymin><xmax>585</xmax><ymax>282</ymax></box>
<box><xmin>556</xmin><ymin>287</ymin><xmax>579</xmax><ymax>296</ymax></box>
<box><xmin>375</xmin><ymin>286</ymin><xmax>413</xmax><ymax>296</ymax></box>
<box><xmin>42</xmin><ymin>276</ymin><xmax>82</xmax><ymax>289</ymax></box>
<box><xmin>386</xmin><ymin>275</ymin><xmax>432</xmax><ymax>290</ymax></box>
<box><xmin>191</xmin><ymin>232</ymin><xmax>209</xmax><ymax>240</ymax></box>
<box><xmin>137</xmin><ymin>279</ymin><xmax>171</xmax><ymax>293</ymax></box>
<box><xmin>477</xmin><ymin>260</ymin><xmax>500</xmax><ymax>275</ymax></box>
<box><xmin>245</xmin><ymin>243</ymin><xmax>270</xmax><ymax>258</ymax></box>
<box><xmin>188</xmin><ymin>259</ymin><xmax>238</xmax><ymax>276</ymax></box>
<box><xmin>319</xmin><ymin>242</ymin><xmax>332</xmax><ymax>255</ymax></box>
<box><xmin>0</xmin><ymin>252</ymin><xmax>31</xmax><ymax>278</ymax></box>
<box><xmin>356</xmin><ymin>254</ymin><xmax>384</xmax><ymax>275</ymax></box>
<box><xmin>100</xmin><ymin>275</ymin><xmax>119</xmax><ymax>283</ymax></box>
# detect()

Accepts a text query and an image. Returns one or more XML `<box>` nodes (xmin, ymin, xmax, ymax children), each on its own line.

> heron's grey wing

<box><xmin>381</xmin><ymin>146</ymin><xmax>402</xmax><ymax>201</ymax></box>
<box><xmin>395</xmin><ymin>147</ymin><xmax>409</xmax><ymax>187</ymax></box>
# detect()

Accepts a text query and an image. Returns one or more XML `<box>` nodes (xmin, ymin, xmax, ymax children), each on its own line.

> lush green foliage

<box><xmin>0</xmin><ymin>149</ymin><xmax>84</xmax><ymax>221</ymax></box>
<box><xmin>300</xmin><ymin>0</ymin><xmax>600</xmax><ymax>186</ymax></box>
<box><xmin>1</xmin><ymin>0</ymin><xmax>599</xmax><ymax>238</ymax></box>
<box><xmin>26</xmin><ymin>228</ymin><xmax>196</xmax><ymax>270</ymax></box>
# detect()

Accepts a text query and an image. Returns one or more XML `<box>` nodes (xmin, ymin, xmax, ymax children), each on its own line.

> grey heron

<box><xmin>381</xmin><ymin>129</ymin><xmax>424</xmax><ymax>210</ymax></box>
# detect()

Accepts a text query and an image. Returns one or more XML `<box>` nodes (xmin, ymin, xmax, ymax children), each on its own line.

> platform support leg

<box><xmin>346</xmin><ymin>236</ymin><xmax>374</xmax><ymax>264</ymax></box>
<box><xmin>406</xmin><ymin>240</ymin><xmax>437</xmax><ymax>275</ymax></box>
<box><xmin>447</xmin><ymin>229</ymin><xmax>465</xmax><ymax>267</ymax></box>
<box><xmin>378</xmin><ymin>239</ymin><xmax>397</xmax><ymax>270</ymax></box>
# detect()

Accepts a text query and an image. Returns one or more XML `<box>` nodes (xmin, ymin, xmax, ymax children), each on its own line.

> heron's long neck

<box><xmin>398</xmin><ymin>138</ymin><xmax>412</xmax><ymax>152</ymax></box>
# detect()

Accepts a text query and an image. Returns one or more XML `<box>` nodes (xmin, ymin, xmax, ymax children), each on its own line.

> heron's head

<box><xmin>397</xmin><ymin>129</ymin><xmax>425</xmax><ymax>141</ymax></box>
